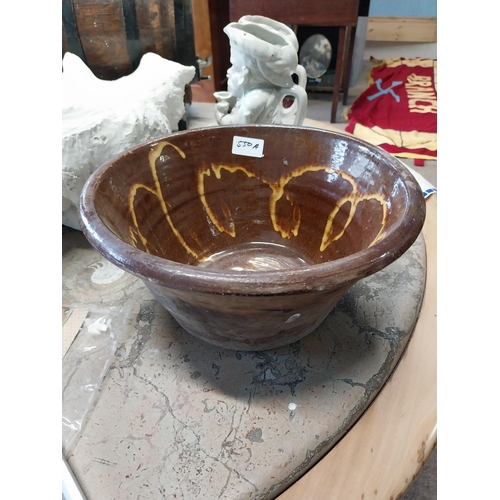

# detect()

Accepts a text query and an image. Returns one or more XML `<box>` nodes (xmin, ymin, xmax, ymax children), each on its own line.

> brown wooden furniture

<box><xmin>62</xmin><ymin>0</ymin><xmax>198</xmax><ymax>80</ymax></box>
<box><xmin>206</xmin><ymin>0</ymin><xmax>230</xmax><ymax>97</ymax></box>
<box><xmin>62</xmin><ymin>0</ymin><xmax>204</xmax><ymax>127</ymax></box>
<box><xmin>227</xmin><ymin>0</ymin><xmax>360</xmax><ymax>122</ymax></box>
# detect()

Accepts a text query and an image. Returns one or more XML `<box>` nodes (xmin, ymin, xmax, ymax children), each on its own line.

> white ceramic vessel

<box><xmin>214</xmin><ymin>15</ymin><xmax>307</xmax><ymax>126</ymax></box>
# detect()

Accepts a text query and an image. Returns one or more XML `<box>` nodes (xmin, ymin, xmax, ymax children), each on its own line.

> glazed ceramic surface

<box><xmin>214</xmin><ymin>15</ymin><xmax>307</xmax><ymax>126</ymax></box>
<box><xmin>79</xmin><ymin>125</ymin><xmax>425</xmax><ymax>350</ymax></box>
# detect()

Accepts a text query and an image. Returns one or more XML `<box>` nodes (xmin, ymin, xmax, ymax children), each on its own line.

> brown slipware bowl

<box><xmin>79</xmin><ymin>125</ymin><xmax>426</xmax><ymax>351</ymax></box>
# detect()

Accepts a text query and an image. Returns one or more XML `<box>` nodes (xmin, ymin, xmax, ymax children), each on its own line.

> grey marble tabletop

<box><xmin>62</xmin><ymin>228</ymin><xmax>425</xmax><ymax>500</ymax></box>
<box><xmin>62</xmin><ymin>104</ymin><xmax>427</xmax><ymax>499</ymax></box>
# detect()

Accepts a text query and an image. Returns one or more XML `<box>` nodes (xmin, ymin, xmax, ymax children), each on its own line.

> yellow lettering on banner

<box><xmin>407</xmin><ymin>91</ymin><xmax>435</xmax><ymax>99</ymax></box>
<box><xmin>409</xmin><ymin>81</ymin><xmax>433</xmax><ymax>87</ymax></box>
<box><xmin>405</xmin><ymin>73</ymin><xmax>437</xmax><ymax>113</ymax></box>
<box><xmin>411</xmin><ymin>106</ymin><xmax>437</xmax><ymax>114</ymax></box>
<box><xmin>406</xmin><ymin>74</ymin><xmax>433</xmax><ymax>88</ymax></box>
<box><xmin>405</xmin><ymin>84</ymin><xmax>434</xmax><ymax>90</ymax></box>
<box><xmin>407</xmin><ymin>74</ymin><xmax>431</xmax><ymax>83</ymax></box>
<box><xmin>409</xmin><ymin>99</ymin><xmax>437</xmax><ymax>114</ymax></box>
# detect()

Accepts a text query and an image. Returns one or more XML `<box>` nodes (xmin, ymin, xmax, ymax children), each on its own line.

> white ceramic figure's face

<box><xmin>227</xmin><ymin>49</ymin><xmax>250</xmax><ymax>96</ymax></box>
<box><xmin>226</xmin><ymin>66</ymin><xmax>239</xmax><ymax>95</ymax></box>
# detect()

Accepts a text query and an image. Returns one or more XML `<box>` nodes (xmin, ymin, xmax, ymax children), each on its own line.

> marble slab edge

<box><xmin>62</xmin><ymin>226</ymin><xmax>427</xmax><ymax>500</ymax></box>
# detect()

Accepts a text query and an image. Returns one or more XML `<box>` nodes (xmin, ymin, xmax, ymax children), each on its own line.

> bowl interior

<box><xmin>86</xmin><ymin>126</ymin><xmax>420</xmax><ymax>273</ymax></box>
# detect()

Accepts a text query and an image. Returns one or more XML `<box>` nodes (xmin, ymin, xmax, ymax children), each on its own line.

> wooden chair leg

<box><xmin>331</xmin><ymin>26</ymin><xmax>346</xmax><ymax>123</ymax></box>
<box><xmin>342</xmin><ymin>25</ymin><xmax>357</xmax><ymax>105</ymax></box>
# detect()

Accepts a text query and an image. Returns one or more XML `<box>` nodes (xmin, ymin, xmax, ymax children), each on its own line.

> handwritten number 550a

<box><xmin>237</xmin><ymin>141</ymin><xmax>259</xmax><ymax>150</ymax></box>
<box><xmin>232</xmin><ymin>136</ymin><xmax>265</xmax><ymax>158</ymax></box>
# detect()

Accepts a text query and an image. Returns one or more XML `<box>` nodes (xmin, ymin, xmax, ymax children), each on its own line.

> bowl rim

<box><xmin>79</xmin><ymin>124</ymin><xmax>426</xmax><ymax>295</ymax></box>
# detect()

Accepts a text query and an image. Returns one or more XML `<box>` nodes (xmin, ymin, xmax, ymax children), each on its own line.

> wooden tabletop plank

<box><xmin>278</xmin><ymin>120</ymin><xmax>437</xmax><ymax>500</ymax></box>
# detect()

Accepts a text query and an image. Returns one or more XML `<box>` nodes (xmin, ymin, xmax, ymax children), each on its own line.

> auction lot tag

<box><xmin>232</xmin><ymin>136</ymin><xmax>264</xmax><ymax>158</ymax></box>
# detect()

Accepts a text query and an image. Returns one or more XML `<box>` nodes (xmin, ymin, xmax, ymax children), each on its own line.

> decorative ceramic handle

<box><xmin>278</xmin><ymin>84</ymin><xmax>307</xmax><ymax>125</ymax></box>
<box><xmin>278</xmin><ymin>64</ymin><xmax>308</xmax><ymax>125</ymax></box>
<box><xmin>294</xmin><ymin>64</ymin><xmax>307</xmax><ymax>89</ymax></box>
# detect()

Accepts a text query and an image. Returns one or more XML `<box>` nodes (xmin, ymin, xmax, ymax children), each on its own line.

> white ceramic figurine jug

<box><xmin>214</xmin><ymin>15</ymin><xmax>307</xmax><ymax>126</ymax></box>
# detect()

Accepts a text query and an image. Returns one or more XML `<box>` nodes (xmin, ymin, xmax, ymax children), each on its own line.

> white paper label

<box><xmin>231</xmin><ymin>136</ymin><xmax>264</xmax><ymax>158</ymax></box>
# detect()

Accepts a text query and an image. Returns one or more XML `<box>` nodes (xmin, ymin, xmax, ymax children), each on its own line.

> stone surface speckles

<box><xmin>62</xmin><ymin>226</ymin><xmax>426</xmax><ymax>500</ymax></box>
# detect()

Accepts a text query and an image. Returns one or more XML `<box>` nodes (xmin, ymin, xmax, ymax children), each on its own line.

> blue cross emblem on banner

<box><xmin>367</xmin><ymin>79</ymin><xmax>403</xmax><ymax>102</ymax></box>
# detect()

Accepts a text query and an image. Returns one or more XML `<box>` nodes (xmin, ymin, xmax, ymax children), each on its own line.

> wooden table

<box><xmin>62</xmin><ymin>109</ymin><xmax>437</xmax><ymax>499</ymax></box>
<box><xmin>277</xmin><ymin>121</ymin><xmax>437</xmax><ymax>500</ymax></box>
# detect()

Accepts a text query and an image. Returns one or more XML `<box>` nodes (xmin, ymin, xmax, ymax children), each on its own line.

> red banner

<box><xmin>345</xmin><ymin>58</ymin><xmax>437</xmax><ymax>160</ymax></box>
